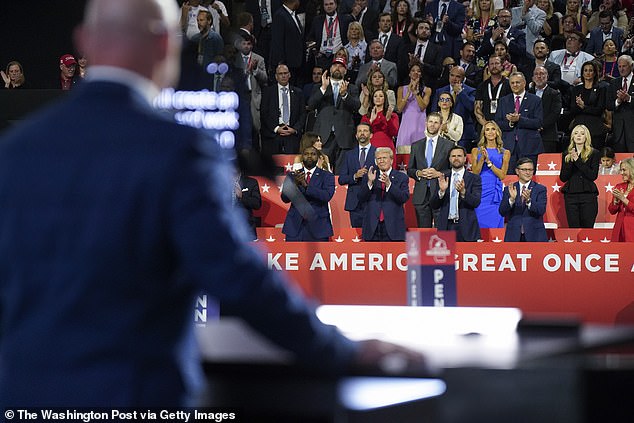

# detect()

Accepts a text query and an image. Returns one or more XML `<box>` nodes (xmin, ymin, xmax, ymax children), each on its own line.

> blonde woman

<box><xmin>608</xmin><ymin>158</ymin><xmax>634</xmax><ymax>241</ymax></box>
<box><xmin>470</xmin><ymin>121</ymin><xmax>510</xmax><ymax>228</ymax></box>
<box><xmin>344</xmin><ymin>21</ymin><xmax>367</xmax><ymax>81</ymax></box>
<box><xmin>560</xmin><ymin>124</ymin><xmax>600</xmax><ymax>228</ymax></box>
<box><xmin>293</xmin><ymin>132</ymin><xmax>331</xmax><ymax>172</ymax></box>
<box><xmin>1</xmin><ymin>61</ymin><xmax>25</xmax><ymax>89</ymax></box>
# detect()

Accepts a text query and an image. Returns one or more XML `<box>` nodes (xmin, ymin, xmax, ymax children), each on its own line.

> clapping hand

<box><xmin>368</xmin><ymin>165</ymin><xmax>377</xmax><ymax>184</ymax></box>
<box><xmin>508</xmin><ymin>183</ymin><xmax>517</xmax><ymax>202</ymax></box>
<box><xmin>438</xmin><ymin>174</ymin><xmax>449</xmax><ymax>192</ymax></box>
<box><xmin>339</xmin><ymin>80</ymin><xmax>349</xmax><ymax>97</ymax></box>
<box><xmin>321</xmin><ymin>70</ymin><xmax>331</xmax><ymax>90</ymax></box>
<box><xmin>355</xmin><ymin>166</ymin><xmax>369</xmax><ymax>179</ymax></box>
<box><xmin>379</xmin><ymin>171</ymin><xmax>391</xmax><ymax>189</ymax></box>
<box><xmin>575</xmin><ymin>95</ymin><xmax>585</xmax><ymax>109</ymax></box>
<box><xmin>521</xmin><ymin>188</ymin><xmax>532</xmax><ymax>203</ymax></box>
<box><xmin>612</xmin><ymin>188</ymin><xmax>626</xmax><ymax>203</ymax></box>
<box><xmin>1</xmin><ymin>70</ymin><xmax>9</xmax><ymax>87</ymax></box>
<box><xmin>455</xmin><ymin>178</ymin><xmax>466</xmax><ymax>195</ymax></box>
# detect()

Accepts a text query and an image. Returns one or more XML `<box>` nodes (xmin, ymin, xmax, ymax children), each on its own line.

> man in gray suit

<box><xmin>234</xmin><ymin>33</ymin><xmax>267</xmax><ymax>147</ymax></box>
<box><xmin>355</xmin><ymin>39</ymin><xmax>398</xmax><ymax>89</ymax></box>
<box><xmin>308</xmin><ymin>56</ymin><xmax>361</xmax><ymax>172</ymax></box>
<box><xmin>407</xmin><ymin>112</ymin><xmax>454</xmax><ymax>227</ymax></box>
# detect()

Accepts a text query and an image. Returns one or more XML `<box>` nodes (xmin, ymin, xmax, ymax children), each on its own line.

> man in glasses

<box><xmin>477</xmin><ymin>8</ymin><xmax>526</xmax><ymax>66</ymax></box>
<box><xmin>499</xmin><ymin>157</ymin><xmax>548</xmax><ymax>242</ymax></box>
<box><xmin>549</xmin><ymin>30</ymin><xmax>595</xmax><ymax>86</ymax></box>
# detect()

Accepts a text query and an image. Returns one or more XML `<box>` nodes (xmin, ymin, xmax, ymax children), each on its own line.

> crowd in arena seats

<box><xmin>3</xmin><ymin>0</ymin><xmax>634</xmax><ymax>241</ymax></box>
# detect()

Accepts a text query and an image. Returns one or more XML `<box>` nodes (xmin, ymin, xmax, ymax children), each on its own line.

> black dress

<box><xmin>569</xmin><ymin>83</ymin><xmax>608</xmax><ymax>149</ymax></box>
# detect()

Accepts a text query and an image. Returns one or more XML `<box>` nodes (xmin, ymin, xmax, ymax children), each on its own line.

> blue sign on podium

<box><xmin>406</xmin><ymin>231</ymin><xmax>457</xmax><ymax>306</ymax></box>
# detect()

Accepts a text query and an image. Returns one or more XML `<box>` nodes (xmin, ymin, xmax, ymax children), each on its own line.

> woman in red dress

<box><xmin>360</xmin><ymin>89</ymin><xmax>400</xmax><ymax>167</ymax></box>
<box><xmin>608</xmin><ymin>158</ymin><xmax>634</xmax><ymax>242</ymax></box>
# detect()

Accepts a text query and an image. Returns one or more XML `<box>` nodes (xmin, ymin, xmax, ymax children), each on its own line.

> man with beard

<box><xmin>359</xmin><ymin>147</ymin><xmax>410</xmax><ymax>241</ymax></box>
<box><xmin>477</xmin><ymin>8</ymin><xmax>527</xmax><ymax>67</ymax></box>
<box><xmin>456</xmin><ymin>42</ymin><xmax>482</xmax><ymax>92</ymax></box>
<box><xmin>407</xmin><ymin>112</ymin><xmax>454</xmax><ymax>228</ymax></box>
<box><xmin>308</xmin><ymin>0</ymin><xmax>353</xmax><ymax>69</ymax></box>
<box><xmin>281</xmin><ymin>146</ymin><xmax>335</xmax><ymax>241</ymax></box>
<box><xmin>431</xmin><ymin>146</ymin><xmax>482</xmax><ymax>242</ymax></box>
<box><xmin>309</xmin><ymin>57</ymin><xmax>360</xmax><ymax>171</ymax></box>
<box><xmin>519</xmin><ymin>40</ymin><xmax>562</xmax><ymax>90</ymax></box>
<box><xmin>398</xmin><ymin>19</ymin><xmax>442</xmax><ymax>87</ymax></box>
<box><xmin>475</xmin><ymin>55</ymin><xmax>511</xmax><ymax>132</ymax></box>
<box><xmin>338</xmin><ymin>123</ymin><xmax>377</xmax><ymax>227</ymax></box>
<box><xmin>190</xmin><ymin>9</ymin><xmax>224</xmax><ymax>69</ymax></box>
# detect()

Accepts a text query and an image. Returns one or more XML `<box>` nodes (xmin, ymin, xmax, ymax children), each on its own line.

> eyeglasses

<box><xmin>498</xmin><ymin>14</ymin><xmax>511</xmax><ymax>18</ymax></box>
<box><xmin>566</xmin><ymin>37</ymin><xmax>581</xmax><ymax>42</ymax></box>
<box><xmin>439</xmin><ymin>97</ymin><xmax>452</xmax><ymax>102</ymax></box>
<box><xmin>517</xmin><ymin>168</ymin><xmax>535</xmax><ymax>172</ymax></box>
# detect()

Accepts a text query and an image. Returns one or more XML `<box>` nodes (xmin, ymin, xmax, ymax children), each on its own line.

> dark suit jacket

<box><xmin>431</xmin><ymin>84</ymin><xmax>477</xmax><ymax>147</ymax></box>
<box><xmin>379</xmin><ymin>32</ymin><xmax>404</xmax><ymax>65</ymax></box>
<box><xmin>478</xmin><ymin>26</ymin><xmax>527</xmax><ymax>67</ymax></box>
<box><xmin>584</xmin><ymin>26</ymin><xmax>624</xmax><ymax>56</ymax></box>
<box><xmin>607</xmin><ymin>75</ymin><xmax>634</xmax><ymax>152</ymax></box>
<box><xmin>358</xmin><ymin>169</ymin><xmax>410</xmax><ymax>241</ymax></box>
<box><xmin>238</xmin><ymin>175</ymin><xmax>262</xmax><ymax>239</ymax></box>
<box><xmin>270</xmin><ymin>6</ymin><xmax>305</xmax><ymax>68</ymax></box>
<box><xmin>338</xmin><ymin>144</ymin><xmax>378</xmax><ymax>211</ymax></box>
<box><xmin>308</xmin><ymin>82</ymin><xmax>361</xmax><ymax>150</ymax></box>
<box><xmin>559</xmin><ymin>149</ymin><xmax>600</xmax><ymax>195</ymax></box>
<box><xmin>246</xmin><ymin>0</ymin><xmax>282</xmax><ymax>35</ymax></box>
<box><xmin>260</xmin><ymin>83</ymin><xmax>306</xmax><ymax>144</ymax></box>
<box><xmin>529</xmin><ymin>85</ymin><xmax>562</xmax><ymax>147</ymax></box>
<box><xmin>352</xmin><ymin>7</ymin><xmax>379</xmax><ymax>41</ymax></box>
<box><xmin>281</xmin><ymin>167</ymin><xmax>335</xmax><ymax>239</ymax></box>
<box><xmin>0</xmin><ymin>81</ymin><xmax>355</xmax><ymax>406</ymax></box>
<box><xmin>431</xmin><ymin>170</ymin><xmax>482</xmax><ymax>242</ymax></box>
<box><xmin>407</xmin><ymin>136</ymin><xmax>454</xmax><ymax>205</ymax></box>
<box><xmin>499</xmin><ymin>181</ymin><xmax>548</xmax><ymax>242</ymax></box>
<box><xmin>495</xmin><ymin>92</ymin><xmax>544</xmax><ymax>157</ymax></box>
<box><xmin>308</xmin><ymin>13</ymin><xmax>353</xmax><ymax>52</ymax></box>
<box><xmin>424</xmin><ymin>0</ymin><xmax>466</xmax><ymax>58</ymax></box>
<box><xmin>520</xmin><ymin>60</ymin><xmax>563</xmax><ymax>91</ymax></box>
<box><xmin>398</xmin><ymin>41</ymin><xmax>442</xmax><ymax>87</ymax></box>
<box><xmin>355</xmin><ymin>59</ymin><xmax>398</xmax><ymax>89</ymax></box>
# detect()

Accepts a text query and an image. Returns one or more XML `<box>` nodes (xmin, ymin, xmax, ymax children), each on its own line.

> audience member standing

<box><xmin>271</xmin><ymin>0</ymin><xmax>305</xmax><ymax>85</ymax></box>
<box><xmin>607</xmin><ymin>55</ymin><xmax>634</xmax><ymax>152</ymax></box>
<box><xmin>233</xmin><ymin>170</ymin><xmax>262</xmax><ymax>241</ymax></box>
<box><xmin>359</xmin><ymin>147</ymin><xmax>410</xmax><ymax>241</ymax></box>
<box><xmin>471</xmin><ymin>121</ymin><xmax>511</xmax><ymax>228</ymax></box>
<box><xmin>355</xmin><ymin>39</ymin><xmax>398</xmax><ymax>89</ymax></box>
<box><xmin>294</xmin><ymin>132</ymin><xmax>332</xmax><ymax>171</ymax></box>
<box><xmin>339</xmin><ymin>123</ymin><xmax>377</xmax><ymax>227</ymax></box>
<box><xmin>608</xmin><ymin>157</ymin><xmax>634</xmax><ymax>241</ymax></box>
<box><xmin>560</xmin><ymin>124</ymin><xmax>600</xmax><ymax>228</ymax></box>
<box><xmin>309</xmin><ymin>0</ymin><xmax>353</xmax><ymax>69</ymax></box>
<box><xmin>495</xmin><ymin>72</ymin><xmax>543</xmax><ymax>171</ymax></box>
<box><xmin>569</xmin><ymin>60</ymin><xmax>608</xmax><ymax>149</ymax></box>
<box><xmin>431</xmin><ymin>146</ymin><xmax>482</xmax><ymax>241</ymax></box>
<box><xmin>424</xmin><ymin>0</ymin><xmax>466</xmax><ymax>59</ymax></box>
<box><xmin>260</xmin><ymin>64</ymin><xmax>305</xmax><ymax>156</ymax></box>
<box><xmin>437</xmin><ymin>92</ymin><xmax>464</xmax><ymax>144</ymax></box>
<box><xmin>408</xmin><ymin>112</ymin><xmax>454</xmax><ymax>227</ymax></box>
<box><xmin>59</xmin><ymin>54</ymin><xmax>78</xmax><ymax>91</ymax></box>
<box><xmin>309</xmin><ymin>57</ymin><xmax>361</xmax><ymax>172</ymax></box>
<box><xmin>359</xmin><ymin>69</ymin><xmax>396</xmax><ymax>115</ymax></box>
<box><xmin>549</xmin><ymin>31</ymin><xmax>595</xmax><ymax>88</ymax></box>
<box><xmin>395</xmin><ymin>63</ymin><xmax>429</xmax><ymax>154</ymax></box>
<box><xmin>499</xmin><ymin>157</ymin><xmax>548</xmax><ymax>242</ymax></box>
<box><xmin>1</xmin><ymin>61</ymin><xmax>26</xmax><ymax>89</ymax></box>
<box><xmin>245</xmin><ymin>0</ymin><xmax>282</xmax><ymax>60</ymax></box>
<box><xmin>375</xmin><ymin>12</ymin><xmax>404</xmax><ymax>64</ymax></box>
<box><xmin>477</xmin><ymin>8</ymin><xmax>526</xmax><ymax>66</ymax></box>
<box><xmin>584</xmin><ymin>10</ymin><xmax>624</xmax><ymax>56</ymax></box>
<box><xmin>398</xmin><ymin>20</ymin><xmax>443</xmax><ymax>88</ymax></box>
<box><xmin>235</xmin><ymin>34</ymin><xmax>267</xmax><ymax>149</ymax></box>
<box><xmin>190</xmin><ymin>9</ymin><xmax>224</xmax><ymax>69</ymax></box>
<box><xmin>361</xmin><ymin>88</ymin><xmax>400</xmax><ymax>159</ymax></box>
<box><xmin>529</xmin><ymin>65</ymin><xmax>563</xmax><ymax>153</ymax></box>
<box><xmin>475</xmin><ymin>55</ymin><xmax>511</xmax><ymax>134</ymax></box>
<box><xmin>281</xmin><ymin>146</ymin><xmax>335</xmax><ymax>241</ymax></box>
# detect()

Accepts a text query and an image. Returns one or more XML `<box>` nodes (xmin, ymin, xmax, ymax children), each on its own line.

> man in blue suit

<box><xmin>338</xmin><ymin>122</ymin><xmax>377</xmax><ymax>227</ymax></box>
<box><xmin>423</xmin><ymin>0</ymin><xmax>466</xmax><ymax>59</ymax></box>
<box><xmin>495</xmin><ymin>71</ymin><xmax>543</xmax><ymax>172</ymax></box>
<box><xmin>431</xmin><ymin>146</ymin><xmax>482</xmax><ymax>242</ymax></box>
<box><xmin>499</xmin><ymin>157</ymin><xmax>548</xmax><ymax>242</ymax></box>
<box><xmin>477</xmin><ymin>8</ymin><xmax>527</xmax><ymax>66</ymax></box>
<box><xmin>584</xmin><ymin>10</ymin><xmax>624</xmax><ymax>56</ymax></box>
<box><xmin>270</xmin><ymin>0</ymin><xmax>305</xmax><ymax>85</ymax></box>
<box><xmin>0</xmin><ymin>0</ymin><xmax>424</xmax><ymax>407</ymax></box>
<box><xmin>431</xmin><ymin>66</ymin><xmax>477</xmax><ymax>150</ymax></box>
<box><xmin>281</xmin><ymin>146</ymin><xmax>335</xmax><ymax>241</ymax></box>
<box><xmin>359</xmin><ymin>147</ymin><xmax>410</xmax><ymax>241</ymax></box>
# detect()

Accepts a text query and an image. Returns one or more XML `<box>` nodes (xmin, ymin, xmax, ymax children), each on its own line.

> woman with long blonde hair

<box><xmin>608</xmin><ymin>158</ymin><xmax>634</xmax><ymax>241</ymax></box>
<box><xmin>560</xmin><ymin>124</ymin><xmax>601</xmax><ymax>227</ymax></box>
<box><xmin>470</xmin><ymin>121</ymin><xmax>510</xmax><ymax>228</ymax></box>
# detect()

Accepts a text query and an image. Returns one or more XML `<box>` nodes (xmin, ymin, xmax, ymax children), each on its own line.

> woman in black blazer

<box><xmin>569</xmin><ymin>60</ymin><xmax>608</xmax><ymax>149</ymax></box>
<box><xmin>560</xmin><ymin>124</ymin><xmax>601</xmax><ymax>228</ymax></box>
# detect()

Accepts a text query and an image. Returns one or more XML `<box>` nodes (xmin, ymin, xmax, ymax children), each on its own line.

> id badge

<box><xmin>490</xmin><ymin>100</ymin><xmax>497</xmax><ymax>114</ymax></box>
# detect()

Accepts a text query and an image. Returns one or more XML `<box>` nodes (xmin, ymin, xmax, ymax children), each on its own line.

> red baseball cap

<box><xmin>332</xmin><ymin>56</ymin><xmax>347</xmax><ymax>67</ymax></box>
<box><xmin>60</xmin><ymin>54</ymin><xmax>77</xmax><ymax>67</ymax></box>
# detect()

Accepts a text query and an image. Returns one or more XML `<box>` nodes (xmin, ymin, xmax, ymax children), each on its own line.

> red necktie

<box><xmin>514</xmin><ymin>95</ymin><xmax>520</xmax><ymax>114</ymax></box>
<box><xmin>305</xmin><ymin>172</ymin><xmax>311</xmax><ymax>185</ymax></box>
<box><xmin>623</xmin><ymin>77</ymin><xmax>628</xmax><ymax>92</ymax></box>
<box><xmin>379</xmin><ymin>181</ymin><xmax>385</xmax><ymax>222</ymax></box>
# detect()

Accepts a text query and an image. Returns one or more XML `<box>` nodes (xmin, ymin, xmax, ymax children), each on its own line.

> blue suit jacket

<box><xmin>424</xmin><ymin>0</ymin><xmax>466</xmax><ymax>58</ymax></box>
<box><xmin>0</xmin><ymin>81</ymin><xmax>355</xmax><ymax>406</ymax></box>
<box><xmin>584</xmin><ymin>26</ymin><xmax>624</xmax><ymax>56</ymax></box>
<box><xmin>358</xmin><ymin>170</ymin><xmax>410</xmax><ymax>241</ymax></box>
<box><xmin>431</xmin><ymin>84</ymin><xmax>477</xmax><ymax>147</ymax></box>
<box><xmin>281</xmin><ymin>168</ymin><xmax>335</xmax><ymax>239</ymax></box>
<box><xmin>431</xmin><ymin>170</ymin><xmax>482</xmax><ymax>242</ymax></box>
<box><xmin>495</xmin><ymin>92</ymin><xmax>544</xmax><ymax>157</ymax></box>
<box><xmin>338</xmin><ymin>145</ymin><xmax>377</xmax><ymax>212</ymax></box>
<box><xmin>499</xmin><ymin>181</ymin><xmax>548</xmax><ymax>242</ymax></box>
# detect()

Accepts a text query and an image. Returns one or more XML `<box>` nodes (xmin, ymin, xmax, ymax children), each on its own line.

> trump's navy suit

<box><xmin>281</xmin><ymin>167</ymin><xmax>335</xmax><ymax>240</ymax></box>
<box><xmin>358</xmin><ymin>170</ymin><xmax>410</xmax><ymax>241</ymax></box>
<box><xmin>495</xmin><ymin>92</ymin><xmax>543</xmax><ymax>169</ymax></box>
<box><xmin>0</xmin><ymin>80</ymin><xmax>355</xmax><ymax>406</ymax></box>
<box><xmin>431</xmin><ymin>170</ymin><xmax>482</xmax><ymax>242</ymax></box>
<box><xmin>499</xmin><ymin>181</ymin><xmax>548</xmax><ymax>242</ymax></box>
<box><xmin>338</xmin><ymin>145</ymin><xmax>377</xmax><ymax>227</ymax></box>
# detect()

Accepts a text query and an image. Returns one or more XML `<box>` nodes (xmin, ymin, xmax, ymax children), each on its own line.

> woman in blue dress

<box><xmin>470</xmin><ymin>121</ymin><xmax>511</xmax><ymax>228</ymax></box>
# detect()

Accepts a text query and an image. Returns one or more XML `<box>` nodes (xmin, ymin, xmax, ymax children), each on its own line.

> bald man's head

<box><xmin>75</xmin><ymin>0</ymin><xmax>181</xmax><ymax>88</ymax></box>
